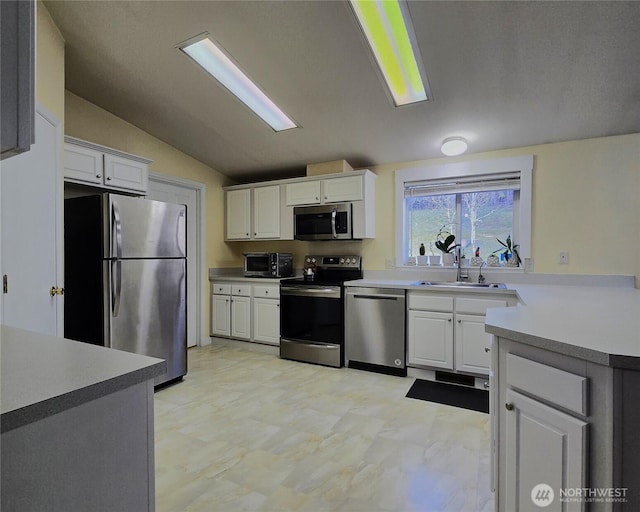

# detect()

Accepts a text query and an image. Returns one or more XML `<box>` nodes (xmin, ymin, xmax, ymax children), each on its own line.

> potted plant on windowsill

<box><xmin>492</xmin><ymin>235</ymin><xmax>521</xmax><ymax>267</ymax></box>
<box><xmin>434</xmin><ymin>225</ymin><xmax>459</xmax><ymax>266</ymax></box>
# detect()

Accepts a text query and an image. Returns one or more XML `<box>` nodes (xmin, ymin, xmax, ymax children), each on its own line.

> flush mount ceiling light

<box><xmin>349</xmin><ymin>0</ymin><xmax>431</xmax><ymax>107</ymax></box>
<box><xmin>441</xmin><ymin>137</ymin><xmax>468</xmax><ymax>156</ymax></box>
<box><xmin>179</xmin><ymin>35</ymin><xmax>297</xmax><ymax>132</ymax></box>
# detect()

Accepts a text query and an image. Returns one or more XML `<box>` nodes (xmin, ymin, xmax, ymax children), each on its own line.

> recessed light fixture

<box><xmin>179</xmin><ymin>35</ymin><xmax>297</xmax><ymax>132</ymax></box>
<box><xmin>349</xmin><ymin>0</ymin><xmax>431</xmax><ymax>107</ymax></box>
<box><xmin>441</xmin><ymin>137</ymin><xmax>468</xmax><ymax>156</ymax></box>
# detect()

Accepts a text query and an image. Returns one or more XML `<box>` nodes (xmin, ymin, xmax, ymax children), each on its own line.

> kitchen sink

<box><xmin>412</xmin><ymin>281</ymin><xmax>507</xmax><ymax>289</ymax></box>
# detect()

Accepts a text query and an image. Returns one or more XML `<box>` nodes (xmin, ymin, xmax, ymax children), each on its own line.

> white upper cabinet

<box><xmin>322</xmin><ymin>175</ymin><xmax>363</xmax><ymax>203</ymax></box>
<box><xmin>286</xmin><ymin>181</ymin><xmax>321</xmax><ymax>206</ymax></box>
<box><xmin>226</xmin><ymin>188</ymin><xmax>251</xmax><ymax>240</ymax></box>
<box><xmin>285</xmin><ymin>175</ymin><xmax>364</xmax><ymax>206</ymax></box>
<box><xmin>225</xmin><ymin>186</ymin><xmax>282</xmax><ymax>240</ymax></box>
<box><xmin>63</xmin><ymin>136</ymin><xmax>150</xmax><ymax>194</ymax></box>
<box><xmin>253</xmin><ymin>185</ymin><xmax>280</xmax><ymax>239</ymax></box>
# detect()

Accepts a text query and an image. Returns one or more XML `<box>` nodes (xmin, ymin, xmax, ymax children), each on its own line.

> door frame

<box><xmin>148</xmin><ymin>172</ymin><xmax>207</xmax><ymax>346</ymax></box>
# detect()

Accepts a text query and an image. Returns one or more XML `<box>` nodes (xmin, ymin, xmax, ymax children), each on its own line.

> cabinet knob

<box><xmin>265</xmin><ymin>290</ymin><xmax>269</xmax><ymax>294</ymax></box>
<box><xmin>315</xmin><ymin>197</ymin><xmax>319</xmax><ymax>200</ymax></box>
<box><xmin>96</xmin><ymin>174</ymin><xmax>102</xmax><ymax>179</ymax></box>
<box><xmin>448</xmin><ymin>318</ymin><xmax>452</xmax><ymax>322</ymax></box>
<box><xmin>505</xmin><ymin>402</ymin><xmax>514</xmax><ymax>411</ymax></box>
<box><xmin>246</xmin><ymin>233</ymin><xmax>249</xmax><ymax>236</ymax></box>
<box><xmin>484</xmin><ymin>347</ymin><xmax>491</xmax><ymax>353</ymax></box>
<box><xmin>457</xmin><ymin>319</ymin><xmax>462</xmax><ymax>323</ymax></box>
<box><xmin>106</xmin><ymin>176</ymin><xmax>112</xmax><ymax>181</ymax></box>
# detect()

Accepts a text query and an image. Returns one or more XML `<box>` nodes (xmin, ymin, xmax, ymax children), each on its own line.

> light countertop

<box><xmin>1</xmin><ymin>325</ymin><xmax>165</xmax><ymax>433</ymax></box>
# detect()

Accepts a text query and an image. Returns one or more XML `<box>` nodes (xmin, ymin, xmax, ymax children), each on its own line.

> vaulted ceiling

<box><xmin>44</xmin><ymin>1</ymin><xmax>640</xmax><ymax>182</ymax></box>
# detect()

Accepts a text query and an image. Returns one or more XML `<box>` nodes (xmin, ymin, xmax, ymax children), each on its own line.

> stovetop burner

<box><xmin>287</xmin><ymin>254</ymin><xmax>363</xmax><ymax>285</ymax></box>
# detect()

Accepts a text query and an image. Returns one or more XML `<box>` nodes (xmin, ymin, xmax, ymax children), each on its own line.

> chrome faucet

<box><xmin>456</xmin><ymin>246</ymin><xmax>469</xmax><ymax>282</ymax></box>
<box><xmin>478</xmin><ymin>260</ymin><xmax>486</xmax><ymax>283</ymax></box>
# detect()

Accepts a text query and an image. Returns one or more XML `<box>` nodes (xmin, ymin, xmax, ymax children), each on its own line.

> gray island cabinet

<box><xmin>1</xmin><ymin>325</ymin><xmax>165</xmax><ymax>512</ymax></box>
<box><xmin>486</xmin><ymin>298</ymin><xmax>640</xmax><ymax>512</ymax></box>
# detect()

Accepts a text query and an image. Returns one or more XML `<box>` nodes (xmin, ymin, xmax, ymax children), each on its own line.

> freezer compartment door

<box><xmin>105</xmin><ymin>194</ymin><xmax>186</xmax><ymax>259</ymax></box>
<box><xmin>106</xmin><ymin>259</ymin><xmax>186</xmax><ymax>385</ymax></box>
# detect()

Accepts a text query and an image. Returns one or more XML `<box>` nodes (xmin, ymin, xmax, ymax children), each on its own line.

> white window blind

<box><xmin>405</xmin><ymin>172</ymin><xmax>521</xmax><ymax>197</ymax></box>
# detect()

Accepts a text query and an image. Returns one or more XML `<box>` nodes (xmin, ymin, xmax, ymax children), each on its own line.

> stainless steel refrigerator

<box><xmin>64</xmin><ymin>193</ymin><xmax>187</xmax><ymax>386</ymax></box>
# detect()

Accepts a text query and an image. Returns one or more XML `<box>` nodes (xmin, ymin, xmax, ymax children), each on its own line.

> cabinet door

<box><xmin>323</xmin><ymin>175</ymin><xmax>363</xmax><ymax>203</ymax></box>
<box><xmin>504</xmin><ymin>389</ymin><xmax>587</xmax><ymax>512</ymax></box>
<box><xmin>407</xmin><ymin>310</ymin><xmax>454</xmax><ymax>369</ymax></box>
<box><xmin>226</xmin><ymin>189</ymin><xmax>251</xmax><ymax>239</ymax></box>
<box><xmin>285</xmin><ymin>181</ymin><xmax>321</xmax><ymax>206</ymax></box>
<box><xmin>103</xmin><ymin>154</ymin><xmax>148</xmax><ymax>194</ymax></box>
<box><xmin>455</xmin><ymin>314</ymin><xmax>491</xmax><ymax>375</ymax></box>
<box><xmin>253</xmin><ymin>298</ymin><xmax>280</xmax><ymax>345</ymax></box>
<box><xmin>231</xmin><ymin>296</ymin><xmax>251</xmax><ymax>339</ymax></box>
<box><xmin>64</xmin><ymin>143</ymin><xmax>103</xmax><ymax>185</ymax></box>
<box><xmin>253</xmin><ymin>185</ymin><xmax>280</xmax><ymax>239</ymax></box>
<box><xmin>210</xmin><ymin>295</ymin><xmax>230</xmax><ymax>337</ymax></box>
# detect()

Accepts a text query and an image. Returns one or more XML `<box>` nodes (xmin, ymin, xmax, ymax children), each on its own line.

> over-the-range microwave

<box><xmin>243</xmin><ymin>252</ymin><xmax>293</xmax><ymax>278</ymax></box>
<box><xmin>293</xmin><ymin>203</ymin><xmax>353</xmax><ymax>241</ymax></box>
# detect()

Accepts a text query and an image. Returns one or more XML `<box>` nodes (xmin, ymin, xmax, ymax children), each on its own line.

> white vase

<box><xmin>442</xmin><ymin>253</ymin><xmax>455</xmax><ymax>266</ymax></box>
<box><xmin>486</xmin><ymin>255</ymin><xmax>500</xmax><ymax>267</ymax></box>
<box><xmin>428</xmin><ymin>255</ymin><xmax>441</xmax><ymax>266</ymax></box>
<box><xmin>417</xmin><ymin>255</ymin><xmax>428</xmax><ymax>266</ymax></box>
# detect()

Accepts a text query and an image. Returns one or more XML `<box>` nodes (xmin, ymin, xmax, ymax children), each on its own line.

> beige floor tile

<box><xmin>155</xmin><ymin>342</ymin><xmax>494</xmax><ymax>511</ymax></box>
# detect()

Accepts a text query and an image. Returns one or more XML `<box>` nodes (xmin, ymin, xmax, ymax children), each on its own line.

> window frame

<box><xmin>395</xmin><ymin>155</ymin><xmax>533</xmax><ymax>268</ymax></box>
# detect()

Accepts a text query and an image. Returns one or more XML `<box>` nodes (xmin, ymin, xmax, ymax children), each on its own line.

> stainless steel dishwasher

<box><xmin>345</xmin><ymin>287</ymin><xmax>406</xmax><ymax>376</ymax></box>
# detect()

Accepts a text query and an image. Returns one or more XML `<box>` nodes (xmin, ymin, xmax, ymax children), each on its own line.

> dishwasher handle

<box><xmin>352</xmin><ymin>294</ymin><xmax>401</xmax><ymax>300</ymax></box>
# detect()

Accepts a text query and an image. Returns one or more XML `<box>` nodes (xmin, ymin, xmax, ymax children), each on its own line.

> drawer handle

<box><xmin>485</xmin><ymin>347</ymin><xmax>491</xmax><ymax>353</ymax></box>
<box><xmin>505</xmin><ymin>402</ymin><xmax>514</xmax><ymax>411</ymax></box>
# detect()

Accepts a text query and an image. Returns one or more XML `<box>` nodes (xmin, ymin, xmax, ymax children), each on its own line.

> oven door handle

<box><xmin>280</xmin><ymin>286</ymin><xmax>341</xmax><ymax>298</ymax></box>
<box><xmin>331</xmin><ymin>209</ymin><xmax>337</xmax><ymax>238</ymax></box>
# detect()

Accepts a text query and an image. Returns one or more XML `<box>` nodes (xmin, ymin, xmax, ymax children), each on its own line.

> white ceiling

<box><xmin>44</xmin><ymin>1</ymin><xmax>640</xmax><ymax>182</ymax></box>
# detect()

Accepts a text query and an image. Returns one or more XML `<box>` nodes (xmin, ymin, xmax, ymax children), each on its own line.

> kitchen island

<box><xmin>485</xmin><ymin>285</ymin><xmax>640</xmax><ymax>511</ymax></box>
<box><xmin>1</xmin><ymin>325</ymin><xmax>165</xmax><ymax>512</ymax></box>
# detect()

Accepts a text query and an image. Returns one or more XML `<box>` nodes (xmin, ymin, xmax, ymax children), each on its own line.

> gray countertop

<box><xmin>1</xmin><ymin>325</ymin><xmax>165</xmax><ymax>433</ymax></box>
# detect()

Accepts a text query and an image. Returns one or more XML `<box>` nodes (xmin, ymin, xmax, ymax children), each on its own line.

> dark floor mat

<box><xmin>405</xmin><ymin>379</ymin><xmax>489</xmax><ymax>413</ymax></box>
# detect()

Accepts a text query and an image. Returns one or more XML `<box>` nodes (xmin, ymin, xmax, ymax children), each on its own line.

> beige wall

<box><xmin>64</xmin><ymin>91</ymin><xmax>237</xmax><ymax>270</ymax></box>
<box><xmin>36</xmin><ymin>1</ymin><xmax>65</xmax><ymax>121</ymax></box>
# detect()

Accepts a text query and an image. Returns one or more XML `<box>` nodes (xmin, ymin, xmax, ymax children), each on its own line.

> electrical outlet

<box><xmin>558</xmin><ymin>251</ymin><xmax>570</xmax><ymax>264</ymax></box>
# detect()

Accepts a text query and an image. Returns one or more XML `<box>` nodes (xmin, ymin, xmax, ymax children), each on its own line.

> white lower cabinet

<box><xmin>408</xmin><ymin>310</ymin><xmax>453</xmax><ymax>369</ymax></box>
<box><xmin>210</xmin><ymin>281</ymin><xmax>280</xmax><ymax>345</ymax></box>
<box><xmin>253</xmin><ymin>298</ymin><xmax>280</xmax><ymax>345</ymax></box>
<box><xmin>504</xmin><ymin>389</ymin><xmax>587</xmax><ymax>512</ymax></box>
<box><xmin>210</xmin><ymin>294</ymin><xmax>231</xmax><ymax>337</ymax></box>
<box><xmin>407</xmin><ymin>292</ymin><xmax>508</xmax><ymax>377</ymax></box>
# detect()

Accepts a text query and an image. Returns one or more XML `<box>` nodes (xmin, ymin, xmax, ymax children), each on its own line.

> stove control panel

<box><xmin>305</xmin><ymin>255</ymin><xmax>361</xmax><ymax>269</ymax></box>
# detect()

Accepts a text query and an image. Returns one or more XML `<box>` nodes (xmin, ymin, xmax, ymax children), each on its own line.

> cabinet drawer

<box><xmin>456</xmin><ymin>297</ymin><xmax>507</xmax><ymax>315</ymax></box>
<box><xmin>506</xmin><ymin>353</ymin><xmax>588</xmax><ymax>416</ymax></box>
<box><xmin>408</xmin><ymin>294</ymin><xmax>454</xmax><ymax>312</ymax></box>
<box><xmin>253</xmin><ymin>285</ymin><xmax>279</xmax><ymax>298</ymax></box>
<box><xmin>231</xmin><ymin>284</ymin><xmax>252</xmax><ymax>297</ymax></box>
<box><xmin>212</xmin><ymin>283</ymin><xmax>231</xmax><ymax>295</ymax></box>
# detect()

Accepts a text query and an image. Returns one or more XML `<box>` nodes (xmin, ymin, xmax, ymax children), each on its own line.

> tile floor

<box><xmin>154</xmin><ymin>340</ymin><xmax>494</xmax><ymax>512</ymax></box>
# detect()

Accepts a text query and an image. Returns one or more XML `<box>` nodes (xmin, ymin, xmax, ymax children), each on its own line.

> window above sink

<box><xmin>394</xmin><ymin>155</ymin><xmax>533</xmax><ymax>269</ymax></box>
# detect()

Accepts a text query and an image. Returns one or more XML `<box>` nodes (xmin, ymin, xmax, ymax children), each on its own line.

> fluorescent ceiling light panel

<box><xmin>350</xmin><ymin>0</ymin><xmax>429</xmax><ymax>106</ymax></box>
<box><xmin>181</xmin><ymin>36</ymin><xmax>297</xmax><ymax>132</ymax></box>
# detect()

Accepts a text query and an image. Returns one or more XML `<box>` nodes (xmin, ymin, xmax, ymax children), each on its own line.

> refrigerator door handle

<box><xmin>112</xmin><ymin>260</ymin><xmax>122</xmax><ymax>317</ymax></box>
<box><xmin>112</xmin><ymin>199</ymin><xmax>123</xmax><ymax>258</ymax></box>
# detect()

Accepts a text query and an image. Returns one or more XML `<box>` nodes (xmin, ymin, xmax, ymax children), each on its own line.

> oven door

<box><xmin>293</xmin><ymin>204</ymin><xmax>352</xmax><ymax>241</ymax></box>
<box><xmin>279</xmin><ymin>285</ymin><xmax>343</xmax><ymax>367</ymax></box>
